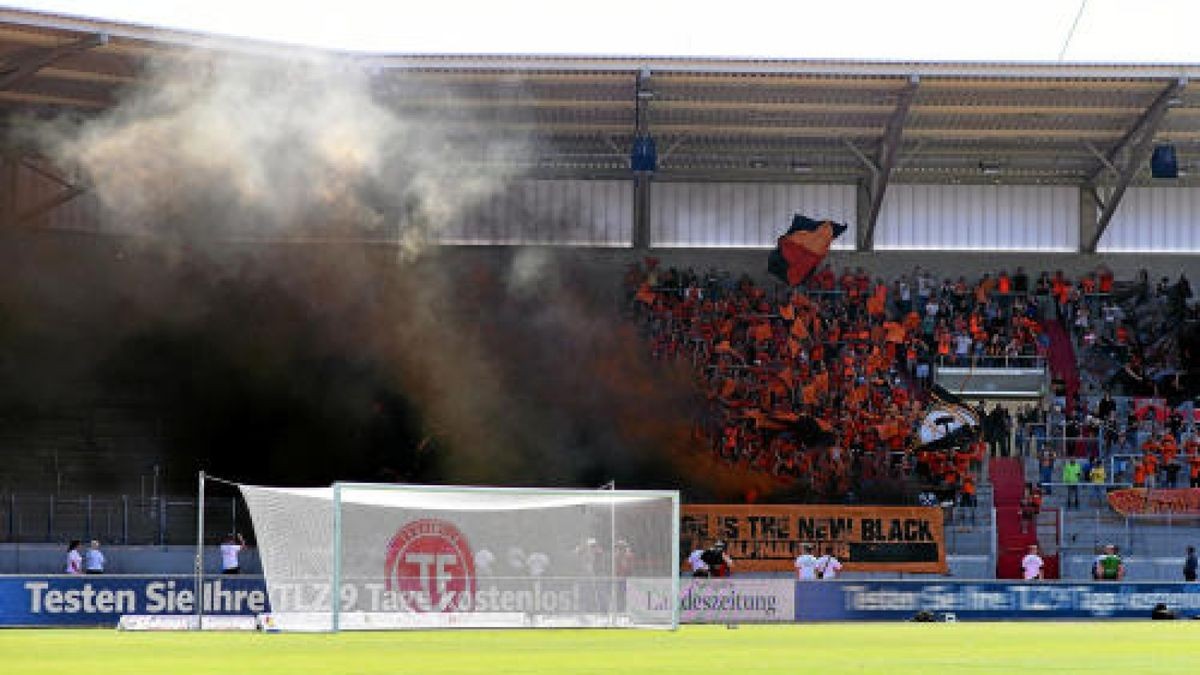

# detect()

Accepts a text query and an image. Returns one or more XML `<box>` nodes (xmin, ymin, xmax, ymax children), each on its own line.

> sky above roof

<box><xmin>9</xmin><ymin>0</ymin><xmax>1200</xmax><ymax>62</ymax></box>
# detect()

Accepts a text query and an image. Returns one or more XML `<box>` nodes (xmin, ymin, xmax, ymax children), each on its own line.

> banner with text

<box><xmin>626</xmin><ymin>578</ymin><xmax>795</xmax><ymax>624</ymax></box>
<box><xmin>1107</xmin><ymin>488</ymin><xmax>1200</xmax><ymax>515</ymax></box>
<box><xmin>682</xmin><ymin>505</ymin><xmax>946</xmax><ymax>574</ymax></box>
<box><xmin>0</xmin><ymin>575</ymin><xmax>268</xmax><ymax>627</ymax></box>
<box><xmin>797</xmin><ymin>580</ymin><xmax>1200</xmax><ymax>620</ymax></box>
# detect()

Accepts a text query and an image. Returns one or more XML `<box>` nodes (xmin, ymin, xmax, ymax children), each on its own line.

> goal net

<box><xmin>238</xmin><ymin>483</ymin><xmax>680</xmax><ymax>631</ymax></box>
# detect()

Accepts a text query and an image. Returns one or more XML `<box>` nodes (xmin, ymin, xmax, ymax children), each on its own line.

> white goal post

<box><xmin>232</xmin><ymin>481</ymin><xmax>680</xmax><ymax>631</ymax></box>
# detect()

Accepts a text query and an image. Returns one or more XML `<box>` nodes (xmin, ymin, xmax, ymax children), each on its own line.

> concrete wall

<box><xmin>439</xmin><ymin>245</ymin><xmax>1200</xmax><ymax>301</ymax></box>
<box><xmin>8</xmin><ymin>228</ymin><xmax>1200</xmax><ymax>297</ymax></box>
<box><xmin>877</xmin><ymin>185</ymin><xmax>1078</xmax><ymax>251</ymax></box>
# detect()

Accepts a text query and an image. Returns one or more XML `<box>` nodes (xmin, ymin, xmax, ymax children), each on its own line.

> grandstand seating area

<box><xmin>625</xmin><ymin>262</ymin><xmax>1121</xmax><ymax>499</ymax></box>
<box><xmin>625</xmin><ymin>260</ymin><xmax>1200</xmax><ymax>578</ymax></box>
<box><xmin>3</xmin><ymin>252</ymin><xmax>1200</xmax><ymax>579</ymax></box>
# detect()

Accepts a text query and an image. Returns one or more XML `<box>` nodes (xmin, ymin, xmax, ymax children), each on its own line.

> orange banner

<box><xmin>682</xmin><ymin>504</ymin><xmax>946</xmax><ymax>574</ymax></box>
<box><xmin>1107</xmin><ymin>488</ymin><xmax>1200</xmax><ymax>515</ymax></box>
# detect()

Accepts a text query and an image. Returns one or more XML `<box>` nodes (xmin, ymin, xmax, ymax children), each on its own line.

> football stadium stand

<box><xmin>4</xmin><ymin>7</ymin><xmax>1200</xmax><ymax>587</ymax></box>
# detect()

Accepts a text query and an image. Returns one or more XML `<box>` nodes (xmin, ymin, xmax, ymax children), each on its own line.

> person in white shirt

<box><xmin>84</xmin><ymin>540</ymin><xmax>105</xmax><ymax>574</ymax></box>
<box><xmin>954</xmin><ymin>333</ymin><xmax>972</xmax><ymax>364</ymax></box>
<box><xmin>474</xmin><ymin>548</ymin><xmax>496</xmax><ymax>576</ymax></box>
<box><xmin>1022</xmin><ymin>544</ymin><xmax>1045</xmax><ymax>580</ymax></box>
<box><xmin>687</xmin><ymin>547</ymin><xmax>709</xmax><ymax>577</ymax></box>
<box><xmin>65</xmin><ymin>540</ymin><xmax>83</xmax><ymax>575</ymax></box>
<box><xmin>794</xmin><ymin>544</ymin><xmax>820</xmax><ymax>581</ymax></box>
<box><xmin>526</xmin><ymin>552</ymin><xmax>550</xmax><ymax>577</ymax></box>
<box><xmin>816</xmin><ymin>548</ymin><xmax>843</xmax><ymax>580</ymax></box>
<box><xmin>220</xmin><ymin>533</ymin><xmax>245</xmax><ymax>575</ymax></box>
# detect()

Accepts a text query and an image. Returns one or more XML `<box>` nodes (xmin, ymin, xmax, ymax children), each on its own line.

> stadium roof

<box><xmin>2</xmin><ymin>6</ymin><xmax>1200</xmax><ymax>247</ymax></box>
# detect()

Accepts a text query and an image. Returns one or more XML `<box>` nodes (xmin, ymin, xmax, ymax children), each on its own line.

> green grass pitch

<box><xmin>1</xmin><ymin>622</ymin><xmax>1195</xmax><ymax>674</ymax></box>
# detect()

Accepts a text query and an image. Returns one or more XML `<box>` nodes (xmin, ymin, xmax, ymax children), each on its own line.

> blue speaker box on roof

<box><xmin>1151</xmin><ymin>144</ymin><xmax>1178</xmax><ymax>179</ymax></box>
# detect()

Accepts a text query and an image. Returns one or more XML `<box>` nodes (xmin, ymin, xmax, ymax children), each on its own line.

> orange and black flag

<box><xmin>768</xmin><ymin>215</ymin><xmax>848</xmax><ymax>286</ymax></box>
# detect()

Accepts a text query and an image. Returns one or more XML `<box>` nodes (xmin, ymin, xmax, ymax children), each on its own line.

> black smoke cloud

<box><xmin>0</xmin><ymin>50</ymin><xmax>721</xmax><ymax>496</ymax></box>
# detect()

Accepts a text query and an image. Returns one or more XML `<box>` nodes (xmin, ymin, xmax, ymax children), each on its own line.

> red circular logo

<box><xmin>384</xmin><ymin>519</ymin><xmax>476</xmax><ymax>613</ymax></box>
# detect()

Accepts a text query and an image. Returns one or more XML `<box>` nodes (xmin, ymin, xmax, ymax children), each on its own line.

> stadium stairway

<box><xmin>1040</xmin><ymin>318</ymin><xmax>1080</xmax><ymax>418</ymax></box>
<box><xmin>989</xmin><ymin>457</ymin><xmax>1059</xmax><ymax>579</ymax></box>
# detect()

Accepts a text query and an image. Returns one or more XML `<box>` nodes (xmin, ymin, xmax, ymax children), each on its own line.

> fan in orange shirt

<box><xmin>1161</xmin><ymin>435</ymin><xmax>1179</xmax><ymax>465</ymax></box>
<box><xmin>1141</xmin><ymin>436</ymin><xmax>1161</xmax><ymax>457</ymax></box>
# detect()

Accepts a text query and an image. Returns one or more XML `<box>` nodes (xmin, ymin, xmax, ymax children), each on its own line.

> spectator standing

<box><xmin>1038</xmin><ymin>449</ymin><xmax>1056</xmax><ymax>494</ymax></box>
<box><xmin>1062</xmin><ymin>458</ymin><xmax>1082</xmax><ymax>509</ymax></box>
<box><xmin>983</xmin><ymin>408</ymin><xmax>998</xmax><ymax>456</ymax></box>
<box><xmin>1163</xmin><ymin>460</ymin><xmax>1181</xmax><ymax>488</ymax></box>
<box><xmin>997</xmin><ymin>406</ymin><xmax>1013</xmax><ymax>457</ymax></box>
<box><xmin>1102</xmin><ymin>417</ymin><xmax>1119</xmax><ymax>459</ymax></box>
<box><xmin>1019</xmin><ymin>485</ymin><xmax>1040</xmax><ymax>534</ymax></box>
<box><xmin>220</xmin><ymin>533</ymin><xmax>245</xmax><ymax>575</ymax></box>
<box><xmin>1021</xmin><ymin>544</ymin><xmax>1045</xmax><ymax>580</ymax></box>
<box><xmin>1094</xmin><ymin>544</ymin><xmax>1125</xmax><ymax>581</ymax></box>
<box><xmin>686</xmin><ymin>544</ymin><xmax>709</xmax><ymax>578</ymax></box>
<box><xmin>84</xmin><ymin>540</ymin><xmax>105</xmax><ymax>574</ymax></box>
<box><xmin>958</xmin><ymin>474</ymin><xmax>977</xmax><ymax>525</ymax></box>
<box><xmin>65</xmin><ymin>540</ymin><xmax>83</xmax><ymax>575</ymax></box>
<box><xmin>1013</xmin><ymin>267</ymin><xmax>1029</xmax><ymax>297</ymax></box>
<box><xmin>613</xmin><ymin>540</ymin><xmax>635</xmax><ymax>578</ymax></box>
<box><xmin>1097</xmin><ymin>391</ymin><xmax>1116</xmax><ymax>421</ymax></box>
<box><xmin>1185</xmin><ymin>546</ymin><xmax>1198</xmax><ymax>583</ymax></box>
<box><xmin>575</xmin><ymin>538</ymin><xmax>606</xmax><ymax>578</ymax></box>
<box><xmin>794</xmin><ymin>544</ymin><xmax>820</xmax><ymax>581</ymax></box>
<box><xmin>527</xmin><ymin>551</ymin><xmax>551</xmax><ymax>578</ymax></box>
<box><xmin>816</xmin><ymin>547</ymin><xmax>843</xmax><ymax>580</ymax></box>
<box><xmin>700</xmin><ymin>541</ymin><xmax>734</xmax><ymax>578</ymax></box>
<box><xmin>474</xmin><ymin>548</ymin><xmax>496</xmax><ymax>576</ymax></box>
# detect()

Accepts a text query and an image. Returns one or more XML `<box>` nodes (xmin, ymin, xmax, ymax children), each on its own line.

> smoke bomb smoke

<box><xmin>0</xmin><ymin>49</ymin><xmax>741</xmax><ymax>499</ymax></box>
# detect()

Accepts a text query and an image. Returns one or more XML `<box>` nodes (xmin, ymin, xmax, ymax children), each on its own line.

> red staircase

<box><xmin>990</xmin><ymin>457</ymin><xmax>1059</xmax><ymax>579</ymax></box>
<box><xmin>1041</xmin><ymin>318</ymin><xmax>1080</xmax><ymax>414</ymax></box>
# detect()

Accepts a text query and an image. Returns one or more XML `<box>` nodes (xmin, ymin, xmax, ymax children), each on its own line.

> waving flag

<box><xmin>768</xmin><ymin>215</ymin><xmax>848</xmax><ymax>286</ymax></box>
<box><xmin>917</xmin><ymin>385</ymin><xmax>981</xmax><ymax>450</ymax></box>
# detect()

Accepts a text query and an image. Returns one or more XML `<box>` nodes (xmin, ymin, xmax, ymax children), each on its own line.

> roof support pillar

<box><xmin>857</xmin><ymin>75</ymin><xmax>918</xmax><ymax>251</ymax></box>
<box><xmin>633</xmin><ymin>175</ymin><xmax>651</xmax><ymax>249</ymax></box>
<box><xmin>855</xmin><ymin>180</ymin><xmax>871</xmax><ymax>249</ymax></box>
<box><xmin>1082</xmin><ymin>78</ymin><xmax>1186</xmax><ymax>253</ymax></box>
<box><xmin>1079</xmin><ymin>186</ymin><xmax>1100</xmax><ymax>254</ymax></box>
<box><xmin>632</xmin><ymin>67</ymin><xmax>652</xmax><ymax>249</ymax></box>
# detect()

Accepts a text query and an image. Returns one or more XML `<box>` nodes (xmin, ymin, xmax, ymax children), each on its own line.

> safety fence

<box><xmin>0</xmin><ymin>494</ymin><xmax>245</xmax><ymax>545</ymax></box>
<box><xmin>1062</xmin><ymin>511</ymin><xmax>1200</xmax><ymax>559</ymax></box>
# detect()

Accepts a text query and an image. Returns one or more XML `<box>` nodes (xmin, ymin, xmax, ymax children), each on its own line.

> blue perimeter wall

<box><xmin>4</xmin><ymin>576</ymin><xmax>1200</xmax><ymax>626</ymax></box>
<box><xmin>1</xmin><ymin>576</ymin><xmax>267</xmax><ymax>626</ymax></box>
<box><xmin>798</xmin><ymin>580</ymin><xmax>1200</xmax><ymax>620</ymax></box>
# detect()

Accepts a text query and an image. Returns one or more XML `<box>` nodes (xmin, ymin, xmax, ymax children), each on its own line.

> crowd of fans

<box><xmin>1011</xmin><ymin>269</ymin><xmax>1200</xmax><ymax>497</ymax></box>
<box><xmin>624</xmin><ymin>259</ymin><xmax>1175</xmax><ymax>505</ymax></box>
<box><xmin>1025</xmin><ymin>392</ymin><xmax>1200</xmax><ymax>497</ymax></box>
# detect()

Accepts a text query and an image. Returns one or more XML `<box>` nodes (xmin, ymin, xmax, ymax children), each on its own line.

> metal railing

<box><xmin>1059</xmin><ymin>510</ymin><xmax>1200</xmax><ymax>558</ymax></box>
<box><xmin>0</xmin><ymin>493</ymin><xmax>244</xmax><ymax>545</ymax></box>
<box><xmin>1026</xmin><ymin>434</ymin><xmax>1101</xmax><ymax>459</ymax></box>
<box><xmin>935</xmin><ymin>354</ymin><xmax>1047</xmax><ymax>370</ymax></box>
<box><xmin>1035</xmin><ymin>481</ymin><xmax>1131</xmax><ymax>512</ymax></box>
